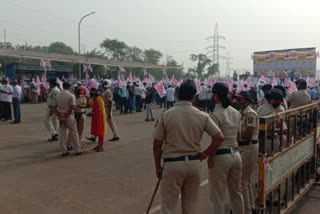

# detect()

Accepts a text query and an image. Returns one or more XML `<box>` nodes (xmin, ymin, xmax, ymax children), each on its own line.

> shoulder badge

<box><xmin>248</xmin><ymin>117</ymin><xmax>254</xmax><ymax>124</ymax></box>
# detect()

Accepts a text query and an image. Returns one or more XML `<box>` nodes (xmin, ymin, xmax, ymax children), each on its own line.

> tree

<box><xmin>206</xmin><ymin>64</ymin><xmax>219</xmax><ymax>78</ymax></box>
<box><xmin>143</xmin><ymin>49</ymin><xmax>163</xmax><ymax>65</ymax></box>
<box><xmin>47</xmin><ymin>42</ymin><xmax>74</xmax><ymax>55</ymax></box>
<box><xmin>185</xmin><ymin>68</ymin><xmax>197</xmax><ymax>79</ymax></box>
<box><xmin>189</xmin><ymin>53</ymin><xmax>211</xmax><ymax>78</ymax></box>
<box><xmin>100</xmin><ymin>38</ymin><xmax>128</xmax><ymax>60</ymax></box>
<box><xmin>126</xmin><ymin>46</ymin><xmax>143</xmax><ymax>62</ymax></box>
<box><xmin>0</xmin><ymin>42</ymin><xmax>14</xmax><ymax>49</ymax></box>
<box><xmin>166</xmin><ymin>56</ymin><xmax>182</xmax><ymax>79</ymax></box>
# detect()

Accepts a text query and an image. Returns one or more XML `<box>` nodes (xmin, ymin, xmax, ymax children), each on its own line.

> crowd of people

<box><xmin>152</xmin><ymin>78</ymin><xmax>312</xmax><ymax>214</ymax></box>
<box><xmin>0</xmin><ymin>73</ymin><xmax>316</xmax><ymax>213</ymax></box>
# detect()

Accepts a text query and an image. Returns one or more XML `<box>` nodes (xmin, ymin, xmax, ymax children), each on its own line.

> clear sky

<box><xmin>1</xmin><ymin>0</ymin><xmax>320</xmax><ymax>76</ymax></box>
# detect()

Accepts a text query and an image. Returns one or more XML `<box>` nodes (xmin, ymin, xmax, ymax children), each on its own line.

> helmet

<box><xmin>103</xmin><ymin>79</ymin><xmax>112</xmax><ymax>88</ymax></box>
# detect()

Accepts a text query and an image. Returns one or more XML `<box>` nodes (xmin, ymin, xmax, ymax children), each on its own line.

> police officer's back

<box><xmin>153</xmin><ymin>79</ymin><xmax>223</xmax><ymax>214</ymax></box>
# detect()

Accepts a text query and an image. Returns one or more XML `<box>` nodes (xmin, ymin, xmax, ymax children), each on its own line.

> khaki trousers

<box><xmin>107</xmin><ymin>110</ymin><xmax>119</xmax><ymax>138</ymax></box>
<box><xmin>208</xmin><ymin>151</ymin><xmax>244</xmax><ymax>214</ymax></box>
<box><xmin>161</xmin><ymin>160</ymin><xmax>201</xmax><ymax>214</ymax></box>
<box><xmin>239</xmin><ymin>144</ymin><xmax>259</xmax><ymax>214</ymax></box>
<box><xmin>59</xmin><ymin>115</ymin><xmax>81</xmax><ymax>153</ymax></box>
<box><xmin>44</xmin><ymin>107</ymin><xmax>59</xmax><ymax>137</ymax></box>
<box><xmin>77</xmin><ymin>114</ymin><xmax>86</xmax><ymax>140</ymax></box>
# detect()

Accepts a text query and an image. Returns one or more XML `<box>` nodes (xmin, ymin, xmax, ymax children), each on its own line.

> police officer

<box><xmin>208</xmin><ymin>82</ymin><xmax>244</xmax><ymax>214</ymax></box>
<box><xmin>286</xmin><ymin>79</ymin><xmax>311</xmax><ymax>109</ymax></box>
<box><xmin>74</xmin><ymin>87</ymin><xmax>87</xmax><ymax>141</ymax></box>
<box><xmin>54</xmin><ymin>82</ymin><xmax>82</xmax><ymax>156</ymax></box>
<box><xmin>44</xmin><ymin>79</ymin><xmax>60</xmax><ymax>142</ymax></box>
<box><xmin>236</xmin><ymin>91</ymin><xmax>259</xmax><ymax>214</ymax></box>
<box><xmin>102</xmin><ymin>79</ymin><xmax>120</xmax><ymax>141</ymax></box>
<box><xmin>257</xmin><ymin>89</ymin><xmax>285</xmax><ymax>153</ymax></box>
<box><xmin>153</xmin><ymin>79</ymin><xmax>224</xmax><ymax>214</ymax></box>
<box><xmin>258</xmin><ymin>84</ymin><xmax>272</xmax><ymax>107</ymax></box>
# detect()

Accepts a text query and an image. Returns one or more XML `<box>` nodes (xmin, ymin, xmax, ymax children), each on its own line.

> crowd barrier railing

<box><xmin>257</xmin><ymin>102</ymin><xmax>318</xmax><ymax>214</ymax></box>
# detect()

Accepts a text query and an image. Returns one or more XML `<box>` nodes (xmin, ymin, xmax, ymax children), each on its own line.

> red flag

<box><xmin>143</xmin><ymin>68</ymin><xmax>148</xmax><ymax>76</ymax></box>
<box><xmin>88</xmin><ymin>64</ymin><xmax>93</xmax><ymax>72</ymax></box>
<box><xmin>40</xmin><ymin>58</ymin><xmax>46</xmax><ymax>68</ymax></box>
<box><xmin>154</xmin><ymin>82</ymin><xmax>166</xmax><ymax>98</ymax></box>
<box><xmin>83</xmin><ymin>64</ymin><xmax>88</xmax><ymax>73</ymax></box>
<box><xmin>46</xmin><ymin>59</ymin><xmax>52</xmax><ymax>69</ymax></box>
<box><xmin>119</xmin><ymin>66</ymin><xmax>126</xmax><ymax>73</ymax></box>
<box><xmin>128</xmin><ymin>72</ymin><xmax>133</xmax><ymax>82</ymax></box>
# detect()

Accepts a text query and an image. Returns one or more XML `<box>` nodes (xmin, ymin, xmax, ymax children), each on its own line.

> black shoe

<box><xmin>252</xmin><ymin>209</ymin><xmax>257</xmax><ymax>214</ymax></box>
<box><xmin>48</xmin><ymin>134</ymin><xmax>58</xmax><ymax>142</ymax></box>
<box><xmin>109</xmin><ymin>137</ymin><xmax>120</xmax><ymax>141</ymax></box>
<box><xmin>92</xmin><ymin>146</ymin><xmax>99</xmax><ymax>150</ymax></box>
<box><xmin>145</xmin><ymin>119</ymin><xmax>150</xmax><ymax>121</ymax></box>
<box><xmin>61</xmin><ymin>152</ymin><xmax>69</xmax><ymax>156</ymax></box>
<box><xmin>67</xmin><ymin>145</ymin><xmax>73</xmax><ymax>151</ymax></box>
<box><xmin>86</xmin><ymin>136</ymin><xmax>96</xmax><ymax>142</ymax></box>
<box><xmin>75</xmin><ymin>151</ymin><xmax>83</xmax><ymax>156</ymax></box>
<box><xmin>151</xmin><ymin>119</ymin><xmax>155</xmax><ymax>121</ymax></box>
<box><xmin>10</xmin><ymin>121</ymin><xmax>19</xmax><ymax>124</ymax></box>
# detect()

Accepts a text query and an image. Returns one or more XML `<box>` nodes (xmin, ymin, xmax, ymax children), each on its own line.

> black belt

<box><xmin>216</xmin><ymin>147</ymin><xmax>238</xmax><ymax>155</ymax></box>
<box><xmin>164</xmin><ymin>154</ymin><xmax>200</xmax><ymax>162</ymax></box>
<box><xmin>267</xmin><ymin>136</ymin><xmax>276</xmax><ymax>139</ymax></box>
<box><xmin>238</xmin><ymin>140</ymin><xmax>258</xmax><ymax>146</ymax></box>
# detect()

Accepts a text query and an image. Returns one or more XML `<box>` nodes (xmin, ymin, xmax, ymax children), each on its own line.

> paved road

<box><xmin>291</xmin><ymin>184</ymin><xmax>320</xmax><ymax>214</ymax></box>
<box><xmin>0</xmin><ymin>103</ymin><xmax>317</xmax><ymax>214</ymax></box>
<box><xmin>0</xmin><ymin>103</ymin><xmax>215</xmax><ymax>214</ymax></box>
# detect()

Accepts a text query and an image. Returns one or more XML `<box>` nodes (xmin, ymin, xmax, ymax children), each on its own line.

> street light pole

<box><xmin>78</xmin><ymin>12</ymin><xmax>95</xmax><ymax>80</ymax></box>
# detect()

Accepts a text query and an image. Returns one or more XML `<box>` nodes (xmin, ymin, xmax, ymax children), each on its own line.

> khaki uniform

<box><xmin>257</xmin><ymin>102</ymin><xmax>285</xmax><ymax>153</ymax></box>
<box><xmin>44</xmin><ymin>86</ymin><xmax>60</xmax><ymax>137</ymax></box>
<box><xmin>209</xmin><ymin>104</ymin><xmax>244</xmax><ymax>214</ymax></box>
<box><xmin>153</xmin><ymin>101</ymin><xmax>221</xmax><ymax>214</ymax></box>
<box><xmin>239</xmin><ymin>106</ymin><xmax>259</xmax><ymax>214</ymax></box>
<box><xmin>102</xmin><ymin>88</ymin><xmax>119</xmax><ymax>138</ymax></box>
<box><xmin>55</xmin><ymin>90</ymin><xmax>81</xmax><ymax>153</ymax></box>
<box><xmin>74</xmin><ymin>95</ymin><xmax>86</xmax><ymax>140</ymax></box>
<box><xmin>286</xmin><ymin>90</ymin><xmax>311</xmax><ymax>109</ymax></box>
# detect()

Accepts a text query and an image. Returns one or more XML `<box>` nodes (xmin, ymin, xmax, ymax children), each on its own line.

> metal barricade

<box><xmin>257</xmin><ymin>103</ymin><xmax>318</xmax><ymax>214</ymax></box>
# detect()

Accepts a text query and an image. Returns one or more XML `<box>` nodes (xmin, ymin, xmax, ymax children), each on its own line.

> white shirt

<box><xmin>134</xmin><ymin>87</ymin><xmax>143</xmax><ymax>96</ymax></box>
<box><xmin>12</xmin><ymin>85</ymin><xmax>22</xmax><ymax>99</ymax></box>
<box><xmin>198</xmin><ymin>86</ymin><xmax>207</xmax><ymax>100</ymax></box>
<box><xmin>47</xmin><ymin>86</ymin><xmax>61</xmax><ymax>107</ymax></box>
<box><xmin>0</xmin><ymin>84</ymin><xmax>13</xmax><ymax>103</ymax></box>
<box><xmin>166</xmin><ymin>87</ymin><xmax>175</xmax><ymax>102</ymax></box>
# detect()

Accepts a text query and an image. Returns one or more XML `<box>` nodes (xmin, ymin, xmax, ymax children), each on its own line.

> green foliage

<box><xmin>0</xmin><ymin>38</ymin><xmax>183</xmax><ymax>80</ymax></box>
<box><xmin>0</xmin><ymin>42</ymin><xmax>14</xmax><ymax>49</ymax></box>
<box><xmin>206</xmin><ymin>64</ymin><xmax>219</xmax><ymax>78</ymax></box>
<box><xmin>100</xmin><ymin>38</ymin><xmax>128</xmax><ymax>60</ymax></box>
<box><xmin>48</xmin><ymin>42</ymin><xmax>75</xmax><ymax>55</ymax></box>
<box><xmin>189</xmin><ymin>54</ymin><xmax>211</xmax><ymax>79</ymax></box>
<box><xmin>143</xmin><ymin>49</ymin><xmax>162</xmax><ymax>65</ymax></box>
<box><xmin>126</xmin><ymin>46</ymin><xmax>143</xmax><ymax>62</ymax></box>
<box><xmin>166</xmin><ymin>56</ymin><xmax>182</xmax><ymax>79</ymax></box>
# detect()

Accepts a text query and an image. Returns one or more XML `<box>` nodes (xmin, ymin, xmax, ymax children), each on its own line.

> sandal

<box><xmin>95</xmin><ymin>146</ymin><xmax>104</xmax><ymax>152</ymax></box>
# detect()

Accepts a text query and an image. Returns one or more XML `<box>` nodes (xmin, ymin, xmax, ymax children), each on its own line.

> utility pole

<box><xmin>205</xmin><ymin>22</ymin><xmax>226</xmax><ymax>74</ymax></box>
<box><xmin>78</xmin><ymin>12</ymin><xmax>96</xmax><ymax>80</ymax></box>
<box><xmin>4</xmin><ymin>28</ymin><xmax>6</xmax><ymax>44</ymax></box>
<box><xmin>221</xmin><ymin>50</ymin><xmax>233</xmax><ymax>77</ymax></box>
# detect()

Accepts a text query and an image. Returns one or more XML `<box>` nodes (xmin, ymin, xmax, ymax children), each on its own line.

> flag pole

<box><xmin>44</xmin><ymin>48</ymin><xmax>48</xmax><ymax>81</ymax></box>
